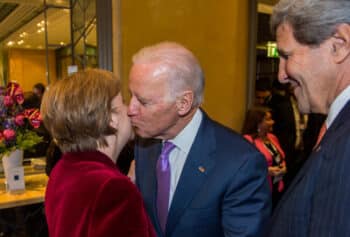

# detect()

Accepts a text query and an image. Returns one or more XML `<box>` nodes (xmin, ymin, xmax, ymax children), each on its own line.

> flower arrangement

<box><xmin>0</xmin><ymin>81</ymin><xmax>43</xmax><ymax>158</ymax></box>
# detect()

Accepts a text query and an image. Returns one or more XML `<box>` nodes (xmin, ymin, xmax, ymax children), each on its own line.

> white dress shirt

<box><xmin>326</xmin><ymin>85</ymin><xmax>350</xmax><ymax>129</ymax></box>
<box><xmin>165</xmin><ymin>109</ymin><xmax>203</xmax><ymax>209</ymax></box>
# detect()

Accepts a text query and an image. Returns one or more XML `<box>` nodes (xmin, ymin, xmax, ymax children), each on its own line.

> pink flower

<box><xmin>3</xmin><ymin>129</ymin><xmax>16</xmax><ymax>141</ymax></box>
<box><xmin>0</xmin><ymin>82</ymin><xmax>43</xmax><ymax>154</ymax></box>
<box><xmin>24</xmin><ymin>109</ymin><xmax>42</xmax><ymax>128</ymax></box>
<box><xmin>4</xmin><ymin>95</ymin><xmax>14</xmax><ymax>107</ymax></box>
<box><xmin>31</xmin><ymin>120</ymin><xmax>41</xmax><ymax>129</ymax></box>
<box><xmin>15</xmin><ymin>94</ymin><xmax>24</xmax><ymax>105</ymax></box>
<box><xmin>15</xmin><ymin>114</ymin><xmax>25</xmax><ymax>126</ymax></box>
<box><xmin>5</xmin><ymin>82</ymin><xmax>24</xmax><ymax>105</ymax></box>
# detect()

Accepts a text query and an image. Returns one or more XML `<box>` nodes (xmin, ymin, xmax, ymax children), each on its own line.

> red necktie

<box><xmin>314</xmin><ymin>123</ymin><xmax>327</xmax><ymax>149</ymax></box>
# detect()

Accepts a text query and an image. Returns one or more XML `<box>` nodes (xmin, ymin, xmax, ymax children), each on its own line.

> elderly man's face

<box><xmin>276</xmin><ymin>23</ymin><xmax>336</xmax><ymax>114</ymax></box>
<box><xmin>127</xmin><ymin>63</ymin><xmax>180</xmax><ymax>140</ymax></box>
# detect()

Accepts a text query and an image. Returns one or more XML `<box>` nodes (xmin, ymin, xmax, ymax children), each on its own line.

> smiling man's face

<box><xmin>276</xmin><ymin>22</ymin><xmax>336</xmax><ymax>114</ymax></box>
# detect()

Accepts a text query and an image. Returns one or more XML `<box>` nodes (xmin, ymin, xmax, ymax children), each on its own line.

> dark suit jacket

<box><xmin>268</xmin><ymin>101</ymin><xmax>350</xmax><ymax>237</ymax></box>
<box><xmin>135</xmin><ymin>112</ymin><xmax>271</xmax><ymax>237</ymax></box>
<box><xmin>45</xmin><ymin>151</ymin><xmax>155</xmax><ymax>237</ymax></box>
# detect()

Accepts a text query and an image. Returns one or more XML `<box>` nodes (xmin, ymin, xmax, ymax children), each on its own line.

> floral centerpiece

<box><xmin>0</xmin><ymin>81</ymin><xmax>43</xmax><ymax>158</ymax></box>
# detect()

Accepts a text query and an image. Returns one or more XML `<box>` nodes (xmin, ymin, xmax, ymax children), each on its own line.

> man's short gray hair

<box><xmin>271</xmin><ymin>0</ymin><xmax>350</xmax><ymax>46</ymax></box>
<box><xmin>132</xmin><ymin>42</ymin><xmax>205</xmax><ymax>107</ymax></box>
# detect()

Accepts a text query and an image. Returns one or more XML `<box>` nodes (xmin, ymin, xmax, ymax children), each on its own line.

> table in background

<box><xmin>0</xmin><ymin>173</ymin><xmax>47</xmax><ymax>210</ymax></box>
<box><xmin>0</xmin><ymin>160</ymin><xmax>48</xmax><ymax>237</ymax></box>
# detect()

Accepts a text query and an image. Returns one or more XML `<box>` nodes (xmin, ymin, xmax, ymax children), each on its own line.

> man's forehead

<box><xmin>277</xmin><ymin>23</ymin><xmax>290</xmax><ymax>40</ymax></box>
<box><xmin>276</xmin><ymin>23</ymin><xmax>295</xmax><ymax>50</ymax></box>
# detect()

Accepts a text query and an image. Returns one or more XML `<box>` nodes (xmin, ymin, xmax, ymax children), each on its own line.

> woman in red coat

<box><xmin>41</xmin><ymin>69</ymin><xmax>156</xmax><ymax>237</ymax></box>
<box><xmin>242</xmin><ymin>106</ymin><xmax>287</xmax><ymax>208</ymax></box>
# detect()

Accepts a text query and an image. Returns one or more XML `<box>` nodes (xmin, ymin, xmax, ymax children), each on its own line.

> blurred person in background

<box><xmin>254</xmin><ymin>77</ymin><xmax>273</xmax><ymax>107</ymax></box>
<box><xmin>41</xmin><ymin>69</ymin><xmax>155</xmax><ymax>237</ymax></box>
<box><xmin>242</xmin><ymin>106</ymin><xmax>286</xmax><ymax>209</ymax></box>
<box><xmin>32</xmin><ymin>83</ymin><xmax>45</xmax><ymax>106</ymax></box>
<box><xmin>268</xmin><ymin>81</ymin><xmax>307</xmax><ymax>187</ymax></box>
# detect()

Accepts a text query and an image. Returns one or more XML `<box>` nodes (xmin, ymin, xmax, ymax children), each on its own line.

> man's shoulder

<box><xmin>203</xmin><ymin>114</ymin><xmax>252</xmax><ymax>145</ymax></box>
<box><xmin>201</xmin><ymin>112</ymin><xmax>237</xmax><ymax>134</ymax></box>
<box><xmin>202</xmin><ymin>115</ymin><xmax>263</xmax><ymax>161</ymax></box>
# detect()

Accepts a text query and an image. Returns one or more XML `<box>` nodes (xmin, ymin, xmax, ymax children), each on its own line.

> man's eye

<box><xmin>279</xmin><ymin>53</ymin><xmax>289</xmax><ymax>60</ymax></box>
<box><xmin>138</xmin><ymin>98</ymin><xmax>148</xmax><ymax>106</ymax></box>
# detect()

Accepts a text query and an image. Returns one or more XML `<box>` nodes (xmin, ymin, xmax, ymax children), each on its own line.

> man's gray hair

<box><xmin>132</xmin><ymin>42</ymin><xmax>205</xmax><ymax>107</ymax></box>
<box><xmin>271</xmin><ymin>0</ymin><xmax>350</xmax><ymax>46</ymax></box>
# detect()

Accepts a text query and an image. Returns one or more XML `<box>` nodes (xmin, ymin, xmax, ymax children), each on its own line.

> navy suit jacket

<box><xmin>268</xmin><ymin>101</ymin><xmax>350</xmax><ymax>237</ymax></box>
<box><xmin>135</xmin><ymin>112</ymin><xmax>271</xmax><ymax>237</ymax></box>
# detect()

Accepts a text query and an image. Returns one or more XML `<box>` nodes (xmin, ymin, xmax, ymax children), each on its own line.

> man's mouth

<box><xmin>287</xmin><ymin>78</ymin><xmax>301</xmax><ymax>91</ymax></box>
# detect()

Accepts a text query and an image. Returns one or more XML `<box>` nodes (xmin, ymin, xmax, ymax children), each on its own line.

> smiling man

<box><xmin>268</xmin><ymin>0</ymin><xmax>350</xmax><ymax>236</ymax></box>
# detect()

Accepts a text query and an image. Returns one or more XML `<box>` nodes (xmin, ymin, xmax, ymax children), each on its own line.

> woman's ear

<box><xmin>176</xmin><ymin>90</ymin><xmax>194</xmax><ymax>116</ymax></box>
<box><xmin>331</xmin><ymin>23</ymin><xmax>350</xmax><ymax>63</ymax></box>
<box><xmin>109</xmin><ymin>112</ymin><xmax>119</xmax><ymax>130</ymax></box>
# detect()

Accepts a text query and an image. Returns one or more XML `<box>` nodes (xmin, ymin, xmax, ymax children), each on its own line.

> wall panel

<box><xmin>8</xmin><ymin>49</ymin><xmax>56</xmax><ymax>92</ymax></box>
<box><xmin>117</xmin><ymin>0</ymin><xmax>250</xmax><ymax>130</ymax></box>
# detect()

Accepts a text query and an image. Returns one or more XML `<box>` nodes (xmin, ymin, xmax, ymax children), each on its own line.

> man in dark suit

<box><xmin>268</xmin><ymin>0</ymin><xmax>350</xmax><ymax>236</ymax></box>
<box><xmin>127</xmin><ymin>42</ymin><xmax>271</xmax><ymax>237</ymax></box>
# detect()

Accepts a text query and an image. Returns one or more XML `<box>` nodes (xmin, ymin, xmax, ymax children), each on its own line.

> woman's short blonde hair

<box><xmin>41</xmin><ymin>69</ymin><xmax>120</xmax><ymax>153</ymax></box>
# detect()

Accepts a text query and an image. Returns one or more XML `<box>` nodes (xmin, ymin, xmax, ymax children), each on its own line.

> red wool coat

<box><xmin>45</xmin><ymin>150</ymin><xmax>156</xmax><ymax>237</ymax></box>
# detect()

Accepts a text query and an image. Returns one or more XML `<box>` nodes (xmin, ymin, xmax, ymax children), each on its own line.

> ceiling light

<box><xmin>17</xmin><ymin>40</ymin><xmax>24</xmax><ymax>45</ymax></box>
<box><xmin>7</xmin><ymin>41</ymin><xmax>14</xmax><ymax>46</ymax></box>
<box><xmin>60</xmin><ymin>42</ymin><xmax>65</xmax><ymax>45</ymax></box>
<box><xmin>37</xmin><ymin>20</ymin><xmax>46</xmax><ymax>27</ymax></box>
<box><xmin>19</xmin><ymin>32</ymin><xmax>27</xmax><ymax>38</ymax></box>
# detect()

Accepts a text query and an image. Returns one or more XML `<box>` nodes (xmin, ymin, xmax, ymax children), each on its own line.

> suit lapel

<box><xmin>149</xmin><ymin>143</ymin><xmax>163</xmax><ymax>231</ymax></box>
<box><xmin>136</xmin><ymin>138</ymin><xmax>163</xmax><ymax>234</ymax></box>
<box><xmin>274</xmin><ymin>101</ymin><xmax>350</xmax><ymax>213</ymax></box>
<box><xmin>273</xmin><ymin>149</ymin><xmax>317</xmax><ymax>213</ymax></box>
<box><xmin>166</xmin><ymin>114</ymin><xmax>216</xmax><ymax>236</ymax></box>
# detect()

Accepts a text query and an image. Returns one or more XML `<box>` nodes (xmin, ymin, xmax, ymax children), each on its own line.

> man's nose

<box><xmin>278</xmin><ymin>59</ymin><xmax>288</xmax><ymax>83</ymax></box>
<box><xmin>127</xmin><ymin>97</ymin><xmax>138</xmax><ymax>116</ymax></box>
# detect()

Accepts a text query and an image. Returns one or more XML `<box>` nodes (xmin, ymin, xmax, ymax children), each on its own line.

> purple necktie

<box><xmin>156</xmin><ymin>141</ymin><xmax>176</xmax><ymax>233</ymax></box>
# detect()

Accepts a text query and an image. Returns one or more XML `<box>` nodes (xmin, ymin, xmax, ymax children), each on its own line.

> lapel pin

<box><xmin>198</xmin><ymin>166</ymin><xmax>206</xmax><ymax>173</ymax></box>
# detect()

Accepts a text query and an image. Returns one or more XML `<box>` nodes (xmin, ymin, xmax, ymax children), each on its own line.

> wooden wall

<box><xmin>116</xmin><ymin>0</ymin><xmax>250</xmax><ymax>130</ymax></box>
<box><xmin>8</xmin><ymin>49</ymin><xmax>56</xmax><ymax>92</ymax></box>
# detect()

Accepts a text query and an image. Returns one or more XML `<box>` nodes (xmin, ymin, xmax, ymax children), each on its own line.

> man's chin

<box><xmin>296</xmin><ymin>101</ymin><xmax>310</xmax><ymax>114</ymax></box>
<box><xmin>133</xmin><ymin>127</ymin><xmax>151</xmax><ymax>138</ymax></box>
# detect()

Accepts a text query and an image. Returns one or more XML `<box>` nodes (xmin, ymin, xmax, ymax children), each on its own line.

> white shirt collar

<box><xmin>326</xmin><ymin>85</ymin><xmax>350</xmax><ymax>128</ymax></box>
<box><xmin>168</xmin><ymin>109</ymin><xmax>203</xmax><ymax>155</ymax></box>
